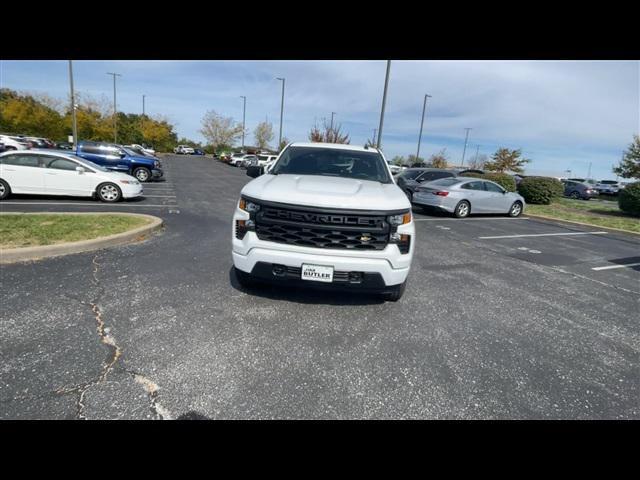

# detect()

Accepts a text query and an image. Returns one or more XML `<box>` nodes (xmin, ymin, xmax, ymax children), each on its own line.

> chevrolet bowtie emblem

<box><xmin>360</xmin><ymin>234</ymin><xmax>372</xmax><ymax>242</ymax></box>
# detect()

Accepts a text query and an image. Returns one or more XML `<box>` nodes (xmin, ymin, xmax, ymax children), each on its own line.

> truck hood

<box><xmin>241</xmin><ymin>174</ymin><xmax>410</xmax><ymax>211</ymax></box>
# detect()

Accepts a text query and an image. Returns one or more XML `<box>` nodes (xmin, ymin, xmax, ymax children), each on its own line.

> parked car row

<box><xmin>0</xmin><ymin>138</ymin><xmax>166</xmax><ymax>203</ymax></box>
<box><xmin>0</xmin><ymin>149</ymin><xmax>143</xmax><ymax>203</ymax></box>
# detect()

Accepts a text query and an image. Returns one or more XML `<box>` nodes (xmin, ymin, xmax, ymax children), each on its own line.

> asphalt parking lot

<box><xmin>1</xmin><ymin>155</ymin><xmax>639</xmax><ymax>419</ymax></box>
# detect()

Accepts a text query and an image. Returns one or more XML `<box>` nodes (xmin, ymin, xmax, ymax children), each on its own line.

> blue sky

<box><xmin>1</xmin><ymin>60</ymin><xmax>638</xmax><ymax>180</ymax></box>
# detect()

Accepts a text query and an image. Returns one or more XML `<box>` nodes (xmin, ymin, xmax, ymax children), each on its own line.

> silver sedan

<box><xmin>411</xmin><ymin>177</ymin><xmax>525</xmax><ymax>218</ymax></box>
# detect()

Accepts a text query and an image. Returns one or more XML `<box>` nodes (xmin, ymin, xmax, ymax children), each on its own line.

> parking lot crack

<box><xmin>55</xmin><ymin>254</ymin><xmax>123</xmax><ymax>419</ymax></box>
<box><xmin>119</xmin><ymin>367</ymin><xmax>172</xmax><ymax>420</ymax></box>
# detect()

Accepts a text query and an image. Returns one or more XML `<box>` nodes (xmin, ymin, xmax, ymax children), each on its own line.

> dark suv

<box><xmin>395</xmin><ymin>168</ymin><xmax>458</xmax><ymax>201</ymax></box>
<box><xmin>563</xmin><ymin>180</ymin><xmax>598</xmax><ymax>200</ymax></box>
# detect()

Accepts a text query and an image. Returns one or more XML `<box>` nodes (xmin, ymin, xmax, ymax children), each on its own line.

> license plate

<box><xmin>301</xmin><ymin>264</ymin><xmax>334</xmax><ymax>283</ymax></box>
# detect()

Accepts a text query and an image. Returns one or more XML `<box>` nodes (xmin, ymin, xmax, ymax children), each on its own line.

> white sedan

<box><xmin>0</xmin><ymin>150</ymin><xmax>143</xmax><ymax>202</ymax></box>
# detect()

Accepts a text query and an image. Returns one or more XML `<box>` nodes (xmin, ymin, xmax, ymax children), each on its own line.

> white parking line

<box><xmin>141</xmin><ymin>195</ymin><xmax>176</xmax><ymax>198</ymax></box>
<box><xmin>0</xmin><ymin>202</ymin><xmax>176</xmax><ymax>208</ymax></box>
<box><xmin>479</xmin><ymin>231</ymin><xmax>608</xmax><ymax>239</ymax></box>
<box><xmin>592</xmin><ymin>262</ymin><xmax>640</xmax><ymax>271</ymax></box>
<box><xmin>414</xmin><ymin>217</ymin><xmax>529</xmax><ymax>222</ymax></box>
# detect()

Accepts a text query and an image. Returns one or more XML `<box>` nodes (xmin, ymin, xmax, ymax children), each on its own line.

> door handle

<box><xmin>45</xmin><ymin>172</ymin><xmax>57</xmax><ymax>175</ymax></box>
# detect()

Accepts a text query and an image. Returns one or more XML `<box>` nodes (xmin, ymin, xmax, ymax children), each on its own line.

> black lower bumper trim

<box><xmin>249</xmin><ymin>261</ymin><xmax>394</xmax><ymax>293</ymax></box>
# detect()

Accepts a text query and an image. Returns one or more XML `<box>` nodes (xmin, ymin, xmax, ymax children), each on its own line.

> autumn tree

<box><xmin>613</xmin><ymin>135</ymin><xmax>640</xmax><ymax>179</ymax></box>
<box><xmin>278</xmin><ymin>137</ymin><xmax>290</xmax><ymax>152</ymax></box>
<box><xmin>484</xmin><ymin>148</ymin><xmax>530</xmax><ymax>174</ymax></box>
<box><xmin>428</xmin><ymin>149</ymin><xmax>449</xmax><ymax>168</ymax></box>
<box><xmin>254</xmin><ymin>121</ymin><xmax>274</xmax><ymax>149</ymax></box>
<box><xmin>308</xmin><ymin>119</ymin><xmax>350</xmax><ymax>144</ymax></box>
<box><xmin>199</xmin><ymin>110</ymin><xmax>244</xmax><ymax>149</ymax></box>
<box><xmin>467</xmin><ymin>153</ymin><xmax>489</xmax><ymax>170</ymax></box>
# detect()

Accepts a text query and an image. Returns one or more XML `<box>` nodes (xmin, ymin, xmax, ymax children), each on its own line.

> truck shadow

<box><xmin>228</xmin><ymin>268</ymin><xmax>385</xmax><ymax>306</ymax></box>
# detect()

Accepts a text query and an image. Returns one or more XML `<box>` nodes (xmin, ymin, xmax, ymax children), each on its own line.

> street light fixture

<box><xmin>415</xmin><ymin>94</ymin><xmax>432</xmax><ymax>162</ymax></box>
<box><xmin>240</xmin><ymin>96</ymin><xmax>247</xmax><ymax>149</ymax></box>
<box><xmin>377</xmin><ymin>61</ymin><xmax>391</xmax><ymax>149</ymax></box>
<box><xmin>461</xmin><ymin>127</ymin><xmax>472</xmax><ymax>167</ymax></box>
<box><xmin>276</xmin><ymin>77</ymin><xmax>285</xmax><ymax>148</ymax></box>
<box><xmin>106</xmin><ymin>72</ymin><xmax>122</xmax><ymax>143</ymax></box>
<box><xmin>68</xmin><ymin>60</ymin><xmax>78</xmax><ymax>147</ymax></box>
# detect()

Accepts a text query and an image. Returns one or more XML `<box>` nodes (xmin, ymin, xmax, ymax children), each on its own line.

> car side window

<box><xmin>461</xmin><ymin>181</ymin><xmax>484</xmax><ymax>190</ymax></box>
<box><xmin>484</xmin><ymin>182</ymin><xmax>504</xmax><ymax>193</ymax></box>
<box><xmin>0</xmin><ymin>154</ymin><xmax>41</xmax><ymax>167</ymax></box>
<box><xmin>46</xmin><ymin>158</ymin><xmax>79</xmax><ymax>171</ymax></box>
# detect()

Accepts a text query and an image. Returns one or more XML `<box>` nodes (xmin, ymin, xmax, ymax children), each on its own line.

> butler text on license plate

<box><xmin>301</xmin><ymin>264</ymin><xmax>334</xmax><ymax>283</ymax></box>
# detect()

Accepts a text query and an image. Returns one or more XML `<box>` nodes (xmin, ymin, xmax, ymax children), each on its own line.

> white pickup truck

<box><xmin>174</xmin><ymin>145</ymin><xmax>195</xmax><ymax>155</ymax></box>
<box><xmin>231</xmin><ymin>142</ymin><xmax>415</xmax><ymax>301</ymax></box>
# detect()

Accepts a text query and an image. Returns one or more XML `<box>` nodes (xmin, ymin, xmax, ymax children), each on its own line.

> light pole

<box><xmin>68</xmin><ymin>60</ymin><xmax>78</xmax><ymax>147</ymax></box>
<box><xmin>106</xmin><ymin>72</ymin><xmax>122</xmax><ymax>143</ymax></box>
<box><xmin>377</xmin><ymin>60</ymin><xmax>391</xmax><ymax>149</ymax></box>
<box><xmin>142</xmin><ymin>94</ymin><xmax>146</xmax><ymax>116</ymax></box>
<box><xmin>276</xmin><ymin>77</ymin><xmax>285</xmax><ymax>148</ymax></box>
<box><xmin>474</xmin><ymin>145</ymin><xmax>480</xmax><ymax>164</ymax></box>
<box><xmin>240</xmin><ymin>95</ymin><xmax>246</xmax><ymax>149</ymax></box>
<box><xmin>415</xmin><ymin>93</ymin><xmax>432</xmax><ymax>161</ymax></box>
<box><xmin>372</xmin><ymin>128</ymin><xmax>377</xmax><ymax>144</ymax></box>
<box><xmin>461</xmin><ymin>127</ymin><xmax>472</xmax><ymax>167</ymax></box>
<box><xmin>330</xmin><ymin>112</ymin><xmax>336</xmax><ymax>131</ymax></box>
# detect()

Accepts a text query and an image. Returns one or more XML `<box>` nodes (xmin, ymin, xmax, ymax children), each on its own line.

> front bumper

<box><xmin>151</xmin><ymin>168</ymin><xmax>164</xmax><ymax>179</ymax></box>
<box><xmin>121</xmin><ymin>184</ymin><xmax>144</xmax><ymax>199</ymax></box>
<box><xmin>232</xmin><ymin>206</ymin><xmax>414</xmax><ymax>288</ymax></box>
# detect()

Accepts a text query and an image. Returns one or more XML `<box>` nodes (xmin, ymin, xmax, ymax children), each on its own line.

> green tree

<box><xmin>484</xmin><ymin>148</ymin><xmax>530</xmax><ymax>174</ymax></box>
<box><xmin>407</xmin><ymin>154</ymin><xmax>425</xmax><ymax>166</ymax></box>
<box><xmin>391</xmin><ymin>155</ymin><xmax>406</xmax><ymax>166</ymax></box>
<box><xmin>613</xmin><ymin>135</ymin><xmax>640</xmax><ymax>179</ymax></box>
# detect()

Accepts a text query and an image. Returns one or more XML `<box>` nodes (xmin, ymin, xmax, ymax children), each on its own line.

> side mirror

<box><xmin>120</xmin><ymin>152</ymin><xmax>126</xmax><ymax>158</ymax></box>
<box><xmin>246</xmin><ymin>165</ymin><xmax>263</xmax><ymax>178</ymax></box>
<box><xmin>76</xmin><ymin>166</ymin><xmax>85</xmax><ymax>174</ymax></box>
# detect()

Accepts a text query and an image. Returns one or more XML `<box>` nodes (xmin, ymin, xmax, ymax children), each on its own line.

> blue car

<box><xmin>74</xmin><ymin>141</ymin><xmax>163</xmax><ymax>182</ymax></box>
<box><xmin>192</xmin><ymin>148</ymin><xmax>205</xmax><ymax>155</ymax></box>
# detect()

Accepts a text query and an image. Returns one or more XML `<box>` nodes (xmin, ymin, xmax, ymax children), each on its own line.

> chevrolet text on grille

<box><xmin>263</xmin><ymin>208</ymin><xmax>381</xmax><ymax>226</ymax></box>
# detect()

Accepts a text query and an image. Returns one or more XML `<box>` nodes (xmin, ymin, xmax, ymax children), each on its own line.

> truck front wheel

<box><xmin>133</xmin><ymin>167</ymin><xmax>151</xmax><ymax>182</ymax></box>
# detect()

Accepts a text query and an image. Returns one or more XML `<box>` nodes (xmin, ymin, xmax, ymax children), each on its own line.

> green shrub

<box><xmin>517</xmin><ymin>176</ymin><xmax>564</xmax><ymax>205</ymax></box>
<box><xmin>483</xmin><ymin>172</ymin><xmax>517</xmax><ymax>192</ymax></box>
<box><xmin>456</xmin><ymin>172</ymin><xmax>516</xmax><ymax>192</ymax></box>
<box><xmin>618</xmin><ymin>182</ymin><xmax>640</xmax><ymax>216</ymax></box>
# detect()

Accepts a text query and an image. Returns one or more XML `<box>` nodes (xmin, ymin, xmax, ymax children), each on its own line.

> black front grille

<box><xmin>255</xmin><ymin>205</ymin><xmax>389</xmax><ymax>251</ymax></box>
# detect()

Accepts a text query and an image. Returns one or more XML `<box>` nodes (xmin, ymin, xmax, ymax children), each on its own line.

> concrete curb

<box><xmin>525</xmin><ymin>213</ymin><xmax>640</xmax><ymax>236</ymax></box>
<box><xmin>0</xmin><ymin>212</ymin><xmax>164</xmax><ymax>264</ymax></box>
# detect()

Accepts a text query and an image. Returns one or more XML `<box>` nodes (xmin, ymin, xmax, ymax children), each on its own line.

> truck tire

<box><xmin>133</xmin><ymin>167</ymin><xmax>151</xmax><ymax>182</ymax></box>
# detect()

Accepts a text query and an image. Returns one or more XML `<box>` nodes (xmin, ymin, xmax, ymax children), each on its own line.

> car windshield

<box><xmin>271</xmin><ymin>146</ymin><xmax>392</xmax><ymax>184</ymax></box>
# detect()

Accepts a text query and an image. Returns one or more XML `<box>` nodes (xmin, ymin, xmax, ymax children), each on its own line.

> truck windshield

<box><xmin>271</xmin><ymin>146</ymin><xmax>392</xmax><ymax>184</ymax></box>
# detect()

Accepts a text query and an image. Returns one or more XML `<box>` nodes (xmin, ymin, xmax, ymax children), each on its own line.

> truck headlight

<box><xmin>387</xmin><ymin>212</ymin><xmax>411</xmax><ymax>226</ymax></box>
<box><xmin>239</xmin><ymin>197</ymin><xmax>260</xmax><ymax>213</ymax></box>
